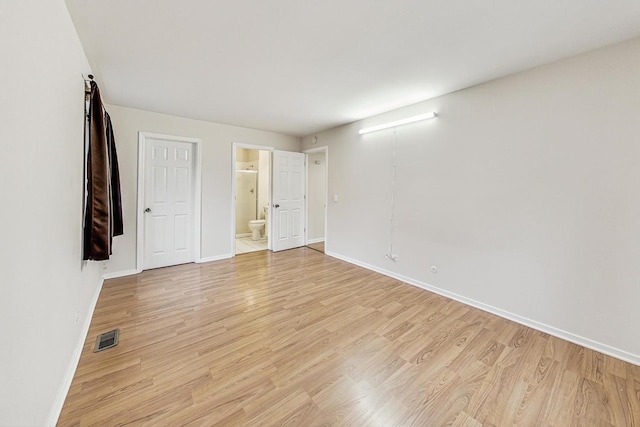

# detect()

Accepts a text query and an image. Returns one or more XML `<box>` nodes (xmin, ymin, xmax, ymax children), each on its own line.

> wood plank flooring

<box><xmin>306</xmin><ymin>241</ymin><xmax>325</xmax><ymax>253</ymax></box>
<box><xmin>58</xmin><ymin>248</ymin><xmax>640</xmax><ymax>426</ymax></box>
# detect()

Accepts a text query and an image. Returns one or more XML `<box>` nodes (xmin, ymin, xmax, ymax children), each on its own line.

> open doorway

<box><xmin>234</xmin><ymin>146</ymin><xmax>271</xmax><ymax>255</ymax></box>
<box><xmin>304</xmin><ymin>146</ymin><xmax>328</xmax><ymax>253</ymax></box>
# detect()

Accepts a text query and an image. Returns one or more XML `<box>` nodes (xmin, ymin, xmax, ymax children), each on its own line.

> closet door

<box><xmin>143</xmin><ymin>138</ymin><xmax>194</xmax><ymax>269</ymax></box>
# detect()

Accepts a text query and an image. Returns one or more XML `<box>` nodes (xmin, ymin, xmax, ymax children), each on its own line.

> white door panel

<box><xmin>272</xmin><ymin>150</ymin><xmax>306</xmax><ymax>251</ymax></box>
<box><xmin>292</xmin><ymin>209</ymin><xmax>302</xmax><ymax>237</ymax></box>
<box><xmin>144</xmin><ymin>139</ymin><xmax>194</xmax><ymax>269</ymax></box>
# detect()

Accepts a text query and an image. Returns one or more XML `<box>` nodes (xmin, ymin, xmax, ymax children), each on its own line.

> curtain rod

<box><xmin>84</xmin><ymin>74</ymin><xmax>94</xmax><ymax>94</ymax></box>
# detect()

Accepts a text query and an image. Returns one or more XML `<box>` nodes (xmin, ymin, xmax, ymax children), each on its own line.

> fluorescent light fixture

<box><xmin>359</xmin><ymin>112</ymin><xmax>437</xmax><ymax>135</ymax></box>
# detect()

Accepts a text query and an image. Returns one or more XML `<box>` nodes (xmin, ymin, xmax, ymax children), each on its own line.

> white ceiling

<box><xmin>66</xmin><ymin>0</ymin><xmax>640</xmax><ymax>137</ymax></box>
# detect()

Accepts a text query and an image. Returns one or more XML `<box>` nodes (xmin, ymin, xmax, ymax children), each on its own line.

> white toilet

<box><xmin>248</xmin><ymin>219</ymin><xmax>265</xmax><ymax>241</ymax></box>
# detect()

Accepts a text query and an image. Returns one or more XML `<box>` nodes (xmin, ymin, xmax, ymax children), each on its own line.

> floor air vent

<box><xmin>94</xmin><ymin>329</ymin><xmax>119</xmax><ymax>352</ymax></box>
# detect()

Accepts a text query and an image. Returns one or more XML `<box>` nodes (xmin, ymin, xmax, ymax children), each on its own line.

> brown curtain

<box><xmin>83</xmin><ymin>81</ymin><xmax>123</xmax><ymax>260</ymax></box>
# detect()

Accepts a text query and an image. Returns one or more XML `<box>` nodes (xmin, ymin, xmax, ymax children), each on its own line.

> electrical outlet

<box><xmin>75</xmin><ymin>310</ymin><xmax>80</xmax><ymax>324</ymax></box>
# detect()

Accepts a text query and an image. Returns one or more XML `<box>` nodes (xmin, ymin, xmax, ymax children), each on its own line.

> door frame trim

<box><xmin>303</xmin><ymin>146</ymin><xmax>329</xmax><ymax>250</ymax></box>
<box><xmin>231</xmin><ymin>142</ymin><xmax>274</xmax><ymax>256</ymax></box>
<box><xmin>137</xmin><ymin>132</ymin><xmax>202</xmax><ymax>272</ymax></box>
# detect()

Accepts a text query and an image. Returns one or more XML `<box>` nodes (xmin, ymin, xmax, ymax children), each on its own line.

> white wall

<box><xmin>303</xmin><ymin>37</ymin><xmax>640</xmax><ymax>363</ymax></box>
<box><xmin>103</xmin><ymin>105</ymin><xmax>300</xmax><ymax>272</ymax></box>
<box><xmin>0</xmin><ymin>1</ymin><xmax>104</xmax><ymax>425</ymax></box>
<box><xmin>307</xmin><ymin>152</ymin><xmax>326</xmax><ymax>241</ymax></box>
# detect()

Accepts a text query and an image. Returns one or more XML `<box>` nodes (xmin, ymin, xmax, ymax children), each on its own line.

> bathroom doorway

<box><xmin>234</xmin><ymin>146</ymin><xmax>271</xmax><ymax>255</ymax></box>
<box><xmin>304</xmin><ymin>146</ymin><xmax>328</xmax><ymax>253</ymax></box>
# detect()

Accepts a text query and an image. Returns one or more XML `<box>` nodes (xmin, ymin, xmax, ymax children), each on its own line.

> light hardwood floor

<box><xmin>306</xmin><ymin>241</ymin><xmax>325</xmax><ymax>253</ymax></box>
<box><xmin>58</xmin><ymin>248</ymin><xmax>640</xmax><ymax>426</ymax></box>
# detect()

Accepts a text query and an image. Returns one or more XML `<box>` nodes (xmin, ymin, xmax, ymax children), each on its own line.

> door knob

<box><xmin>274</xmin><ymin>204</ymin><xmax>280</xmax><ymax>208</ymax></box>
<box><xmin>144</xmin><ymin>208</ymin><xmax>151</xmax><ymax>213</ymax></box>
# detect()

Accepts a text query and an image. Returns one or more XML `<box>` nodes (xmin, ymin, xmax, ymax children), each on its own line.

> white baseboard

<box><xmin>47</xmin><ymin>274</ymin><xmax>105</xmax><ymax>426</ymax></box>
<box><xmin>102</xmin><ymin>268</ymin><xmax>140</xmax><ymax>280</ymax></box>
<box><xmin>325</xmin><ymin>250</ymin><xmax>640</xmax><ymax>367</ymax></box>
<box><xmin>198</xmin><ymin>253</ymin><xmax>233</xmax><ymax>263</ymax></box>
<box><xmin>102</xmin><ymin>255</ymin><xmax>234</xmax><ymax>276</ymax></box>
<box><xmin>306</xmin><ymin>237</ymin><xmax>325</xmax><ymax>244</ymax></box>
<box><xmin>235</xmin><ymin>233</ymin><xmax>251</xmax><ymax>238</ymax></box>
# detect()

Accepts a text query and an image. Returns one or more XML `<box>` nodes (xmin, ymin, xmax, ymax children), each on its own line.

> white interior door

<box><xmin>272</xmin><ymin>150</ymin><xmax>306</xmax><ymax>251</ymax></box>
<box><xmin>143</xmin><ymin>138</ymin><xmax>195</xmax><ymax>269</ymax></box>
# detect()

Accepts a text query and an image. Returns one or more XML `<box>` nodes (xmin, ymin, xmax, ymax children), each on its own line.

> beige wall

<box><xmin>236</xmin><ymin>147</ymin><xmax>259</xmax><ymax>163</ymax></box>
<box><xmin>104</xmin><ymin>105</ymin><xmax>300</xmax><ymax>273</ymax></box>
<box><xmin>258</xmin><ymin>150</ymin><xmax>270</xmax><ymax>221</ymax></box>
<box><xmin>0</xmin><ymin>1</ymin><xmax>104</xmax><ymax>424</ymax></box>
<box><xmin>303</xmin><ymin>37</ymin><xmax>640</xmax><ymax>363</ymax></box>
